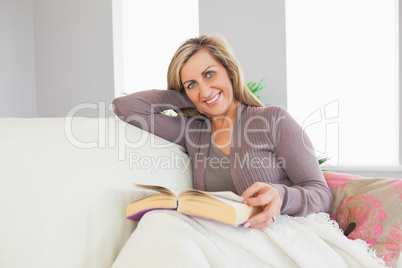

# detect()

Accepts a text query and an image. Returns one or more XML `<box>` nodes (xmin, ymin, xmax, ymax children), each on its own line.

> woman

<box><xmin>112</xmin><ymin>34</ymin><xmax>333</xmax><ymax>230</ymax></box>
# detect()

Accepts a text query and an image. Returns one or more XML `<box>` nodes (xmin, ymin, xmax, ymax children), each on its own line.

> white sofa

<box><xmin>0</xmin><ymin>117</ymin><xmax>193</xmax><ymax>268</ymax></box>
<box><xmin>1</xmin><ymin>117</ymin><xmax>401</xmax><ymax>267</ymax></box>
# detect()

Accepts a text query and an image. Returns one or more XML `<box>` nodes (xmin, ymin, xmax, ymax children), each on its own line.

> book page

<box><xmin>134</xmin><ymin>184</ymin><xmax>177</xmax><ymax>197</ymax></box>
<box><xmin>133</xmin><ymin>186</ymin><xmax>244</xmax><ymax>203</ymax></box>
<box><xmin>205</xmin><ymin>191</ymin><xmax>244</xmax><ymax>203</ymax></box>
<box><xmin>181</xmin><ymin>189</ymin><xmax>244</xmax><ymax>203</ymax></box>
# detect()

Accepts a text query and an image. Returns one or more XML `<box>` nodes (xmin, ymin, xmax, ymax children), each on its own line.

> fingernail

<box><xmin>243</xmin><ymin>222</ymin><xmax>250</xmax><ymax>228</ymax></box>
<box><xmin>243</xmin><ymin>200</ymin><xmax>247</xmax><ymax>205</ymax></box>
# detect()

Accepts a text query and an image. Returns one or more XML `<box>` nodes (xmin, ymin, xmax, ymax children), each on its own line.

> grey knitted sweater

<box><xmin>113</xmin><ymin>89</ymin><xmax>333</xmax><ymax>216</ymax></box>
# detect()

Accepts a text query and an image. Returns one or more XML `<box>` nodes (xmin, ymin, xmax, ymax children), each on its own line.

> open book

<box><xmin>126</xmin><ymin>184</ymin><xmax>262</xmax><ymax>227</ymax></box>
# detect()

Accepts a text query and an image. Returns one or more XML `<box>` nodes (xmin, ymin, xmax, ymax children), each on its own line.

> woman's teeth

<box><xmin>206</xmin><ymin>93</ymin><xmax>220</xmax><ymax>104</ymax></box>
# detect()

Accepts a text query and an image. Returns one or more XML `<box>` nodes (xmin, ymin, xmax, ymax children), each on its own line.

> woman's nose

<box><xmin>199</xmin><ymin>82</ymin><xmax>212</xmax><ymax>98</ymax></box>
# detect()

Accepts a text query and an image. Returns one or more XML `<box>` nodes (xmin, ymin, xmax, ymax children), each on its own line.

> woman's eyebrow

<box><xmin>182</xmin><ymin>65</ymin><xmax>215</xmax><ymax>85</ymax></box>
<box><xmin>201</xmin><ymin>65</ymin><xmax>215</xmax><ymax>76</ymax></box>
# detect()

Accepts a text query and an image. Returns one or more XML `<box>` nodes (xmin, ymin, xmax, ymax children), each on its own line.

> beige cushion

<box><xmin>324</xmin><ymin>171</ymin><xmax>402</xmax><ymax>267</ymax></box>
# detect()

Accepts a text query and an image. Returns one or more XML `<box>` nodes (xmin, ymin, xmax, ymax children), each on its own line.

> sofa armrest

<box><xmin>0</xmin><ymin>117</ymin><xmax>193</xmax><ymax>268</ymax></box>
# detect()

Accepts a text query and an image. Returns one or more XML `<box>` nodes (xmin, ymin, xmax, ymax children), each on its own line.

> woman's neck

<box><xmin>211</xmin><ymin>101</ymin><xmax>239</xmax><ymax>130</ymax></box>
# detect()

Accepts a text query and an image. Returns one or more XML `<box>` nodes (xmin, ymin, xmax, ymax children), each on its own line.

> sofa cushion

<box><xmin>324</xmin><ymin>171</ymin><xmax>402</xmax><ymax>267</ymax></box>
<box><xmin>0</xmin><ymin>117</ymin><xmax>193</xmax><ymax>268</ymax></box>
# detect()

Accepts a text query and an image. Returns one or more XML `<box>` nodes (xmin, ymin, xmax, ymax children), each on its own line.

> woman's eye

<box><xmin>187</xmin><ymin>82</ymin><xmax>196</xmax><ymax>89</ymax></box>
<box><xmin>205</xmin><ymin>71</ymin><xmax>214</xmax><ymax>78</ymax></box>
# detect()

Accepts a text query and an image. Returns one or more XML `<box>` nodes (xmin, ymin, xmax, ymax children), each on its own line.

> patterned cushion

<box><xmin>323</xmin><ymin>172</ymin><xmax>402</xmax><ymax>267</ymax></box>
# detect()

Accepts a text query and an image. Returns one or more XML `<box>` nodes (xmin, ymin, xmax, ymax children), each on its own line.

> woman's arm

<box><xmin>242</xmin><ymin>105</ymin><xmax>333</xmax><ymax>230</ymax></box>
<box><xmin>112</xmin><ymin>89</ymin><xmax>195</xmax><ymax>148</ymax></box>
<box><xmin>267</xmin><ymin>105</ymin><xmax>333</xmax><ymax>216</ymax></box>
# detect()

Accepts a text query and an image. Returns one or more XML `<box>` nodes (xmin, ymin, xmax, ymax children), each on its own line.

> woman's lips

<box><xmin>205</xmin><ymin>92</ymin><xmax>221</xmax><ymax>106</ymax></box>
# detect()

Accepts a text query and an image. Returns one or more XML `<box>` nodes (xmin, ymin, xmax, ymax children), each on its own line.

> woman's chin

<box><xmin>197</xmin><ymin>103</ymin><xmax>231</xmax><ymax>118</ymax></box>
<box><xmin>203</xmin><ymin>110</ymin><xmax>226</xmax><ymax>119</ymax></box>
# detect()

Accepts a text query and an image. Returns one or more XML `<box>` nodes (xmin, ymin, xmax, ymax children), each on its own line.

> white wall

<box><xmin>400</xmin><ymin>0</ymin><xmax>402</xmax><ymax>165</ymax></box>
<box><xmin>0</xmin><ymin>0</ymin><xmax>37</xmax><ymax>117</ymax></box>
<box><xmin>112</xmin><ymin>0</ymin><xmax>123</xmax><ymax>99</ymax></box>
<box><xmin>198</xmin><ymin>0</ymin><xmax>287</xmax><ymax>108</ymax></box>
<box><xmin>324</xmin><ymin>167</ymin><xmax>402</xmax><ymax>179</ymax></box>
<box><xmin>0</xmin><ymin>0</ymin><xmax>115</xmax><ymax>118</ymax></box>
<box><xmin>1</xmin><ymin>0</ymin><xmax>286</xmax><ymax>117</ymax></box>
<box><xmin>120</xmin><ymin>0</ymin><xmax>199</xmax><ymax>95</ymax></box>
<box><xmin>34</xmin><ymin>0</ymin><xmax>115</xmax><ymax>117</ymax></box>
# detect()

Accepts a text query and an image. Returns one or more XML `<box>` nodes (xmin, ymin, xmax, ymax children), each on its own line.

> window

<box><xmin>119</xmin><ymin>0</ymin><xmax>199</xmax><ymax>95</ymax></box>
<box><xmin>285</xmin><ymin>0</ymin><xmax>399</xmax><ymax>167</ymax></box>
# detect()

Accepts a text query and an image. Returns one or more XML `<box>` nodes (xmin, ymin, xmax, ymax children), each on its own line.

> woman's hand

<box><xmin>241</xmin><ymin>182</ymin><xmax>282</xmax><ymax>230</ymax></box>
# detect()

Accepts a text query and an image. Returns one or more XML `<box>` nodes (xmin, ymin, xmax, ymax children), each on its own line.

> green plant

<box><xmin>246</xmin><ymin>77</ymin><xmax>267</xmax><ymax>101</ymax></box>
<box><xmin>162</xmin><ymin>109</ymin><xmax>178</xmax><ymax>116</ymax></box>
<box><xmin>317</xmin><ymin>155</ymin><xmax>330</xmax><ymax>166</ymax></box>
<box><xmin>317</xmin><ymin>155</ymin><xmax>331</xmax><ymax>171</ymax></box>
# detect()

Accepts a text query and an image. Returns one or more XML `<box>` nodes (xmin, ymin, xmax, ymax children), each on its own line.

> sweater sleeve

<box><xmin>268</xmin><ymin>106</ymin><xmax>333</xmax><ymax>216</ymax></box>
<box><xmin>112</xmin><ymin>89</ymin><xmax>195</xmax><ymax>148</ymax></box>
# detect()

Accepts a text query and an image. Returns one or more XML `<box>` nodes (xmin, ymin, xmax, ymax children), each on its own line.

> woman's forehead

<box><xmin>180</xmin><ymin>49</ymin><xmax>221</xmax><ymax>78</ymax></box>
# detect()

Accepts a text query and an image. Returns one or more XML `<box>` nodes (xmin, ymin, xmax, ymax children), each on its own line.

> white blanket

<box><xmin>112</xmin><ymin>210</ymin><xmax>387</xmax><ymax>268</ymax></box>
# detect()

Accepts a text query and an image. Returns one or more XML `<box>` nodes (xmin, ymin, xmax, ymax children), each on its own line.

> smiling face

<box><xmin>180</xmin><ymin>49</ymin><xmax>238</xmax><ymax>119</ymax></box>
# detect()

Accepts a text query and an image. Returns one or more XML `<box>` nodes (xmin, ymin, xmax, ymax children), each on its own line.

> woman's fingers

<box><xmin>241</xmin><ymin>182</ymin><xmax>282</xmax><ymax>230</ymax></box>
<box><xmin>245</xmin><ymin>201</ymin><xmax>280</xmax><ymax>230</ymax></box>
<box><xmin>250</xmin><ymin>216</ymin><xmax>276</xmax><ymax>230</ymax></box>
<box><xmin>242</xmin><ymin>182</ymin><xmax>277</xmax><ymax>207</ymax></box>
<box><xmin>243</xmin><ymin>188</ymin><xmax>273</xmax><ymax>207</ymax></box>
<box><xmin>241</xmin><ymin>182</ymin><xmax>266</xmax><ymax>200</ymax></box>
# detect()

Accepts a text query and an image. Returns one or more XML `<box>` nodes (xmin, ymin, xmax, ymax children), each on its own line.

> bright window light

<box><xmin>121</xmin><ymin>0</ymin><xmax>199</xmax><ymax>95</ymax></box>
<box><xmin>286</xmin><ymin>0</ymin><xmax>399</xmax><ymax>166</ymax></box>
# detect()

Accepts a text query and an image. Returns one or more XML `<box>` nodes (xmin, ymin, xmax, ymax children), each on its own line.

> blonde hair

<box><xmin>167</xmin><ymin>34</ymin><xmax>264</xmax><ymax>117</ymax></box>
